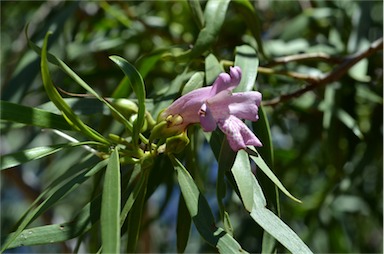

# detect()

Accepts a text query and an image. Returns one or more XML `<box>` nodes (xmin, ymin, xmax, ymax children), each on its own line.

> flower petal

<box><xmin>218</xmin><ymin>115</ymin><xmax>262</xmax><ymax>151</ymax></box>
<box><xmin>209</xmin><ymin>66</ymin><xmax>242</xmax><ymax>96</ymax></box>
<box><xmin>228</xmin><ymin>92</ymin><xmax>262</xmax><ymax>121</ymax></box>
<box><xmin>199</xmin><ymin>103</ymin><xmax>217</xmax><ymax>132</ymax></box>
<box><xmin>229</xmin><ymin>66</ymin><xmax>242</xmax><ymax>86</ymax></box>
<box><xmin>161</xmin><ymin>86</ymin><xmax>211</xmax><ymax>125</ymax></box>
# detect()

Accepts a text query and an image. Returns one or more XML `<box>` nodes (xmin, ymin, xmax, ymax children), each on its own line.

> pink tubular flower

<box><xmin>159</xmin><ymin>66</ymin><xmax>262</xmax><ymax>151</ymax></box>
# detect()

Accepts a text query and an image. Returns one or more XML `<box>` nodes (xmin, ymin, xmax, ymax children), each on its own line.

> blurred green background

<box><xmin>1</xmin><ymin>1</ymin><xmax>382</xmax><ymax>253</ymax></box>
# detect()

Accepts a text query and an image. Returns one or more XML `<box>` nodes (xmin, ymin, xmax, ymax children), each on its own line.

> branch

<box><xmin>257</xmin><ymin>67</ymin><xmax>321</xmax><ymax>83</ymax></box>
<box><xmin>265</xmin><ymin>52</ymin><xmax>343</xmax><ymax>67</ymax></box>
<box><xmin>262</xmin><ymin>37</ymin><xmax>383</xmax><ymax>107</ymax></box>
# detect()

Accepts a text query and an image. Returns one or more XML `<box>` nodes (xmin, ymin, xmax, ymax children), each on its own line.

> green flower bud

<box><xmin>165</xmin><ymin>131</ymin><xmax>190</xmax><ymax>154</ymax></box>
<box><xmin>149</xmin><ymin>114</ymin><xmax>185</xmax><ymax>142</ymax></box>
<box><xmin>111</xmin><ymin>99</ymin><xmax>138</xmax><ymax>119</ymax></box>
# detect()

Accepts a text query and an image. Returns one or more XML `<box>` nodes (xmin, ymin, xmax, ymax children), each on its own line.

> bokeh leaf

<box><xmin>190</xmin><ymin>0</ymin><xmax>231</xmax><ymax>58</ymax></box>
<box><xmin>232</xmin><ymin>0</ymin><xmax>266</xmax><ymax>58</ymax></box>
<box><xmin>1</xmin><ymin>142</ymin><xmax>101</xmax><ymax>171</ymax></box>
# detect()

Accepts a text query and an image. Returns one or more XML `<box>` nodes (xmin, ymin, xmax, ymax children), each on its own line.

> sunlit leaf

<box><xmin>182</xmin><ymin>71</ymin><xmax>205</xmax><ymax>95</ymax></box>
<box><xmin>234</xmin><ymin>45</ymin><xmax>259</xmax><ymax>92</ymax></box>
<box><xmin>248</xmin><ymin>147</ymin><xmax>301</xmax><ymax>203</ymax></box>
<box><xmin>336</xmin><ymin>108</ymin><xmax>364</xmax><ymax>139</ymax></box>
<box><xmin>205</xmin><ymin>54</ymin><xmax>223</xmax><ymax>85</ymax></box>
<box><xmin>232</xmin><ymin>150</ymin><xmax>312</xmax><ymax>254</ymax></box>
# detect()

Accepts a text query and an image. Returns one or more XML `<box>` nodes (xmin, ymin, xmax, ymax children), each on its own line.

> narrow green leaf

<box><xmin>191</xmin><ymin>0</ymin><xmax>231</xmax><ymax>58</ymax></box>
<box><xmin>336</xmin><ymin>108</ymin><xmax>364</xmax><ymax>139</ymax></box>
<box><xmin>3</xmin><ymin>4</ymin><xmax>77</xmax><ymax>102</ymax></box>
<box><xmin>14</xmin><ymin>155</ymin><xmax>103</xmax><ymax>228</ymax></box>
<box><xmin>182</xmin><ymin>71</ymin><xmax>205</xmax><ymax>95</ymax></box>
<box><xmin>135</xmin><ymin>48</ymin><xmax>168</xmax><ymax>79</ymax></box>
<box><xmin>1</xmin><ymin>194</ymin><xmax>102</xmax><ymax>249</ymax></box>
<box><xmin>232</xmin><ymin>0</ymin><xmax>267</xmax><ymax>58</ymax></box>
<box><xmin>101</xmin><ymin>147</ymin><xmax>121</xmax><ymax>254</ymax></box>
<box><xmin>40</xmin><ymin>32</ymin><xmax>109</xmax><ymax>145</ymax></box>
<box><xmin>169</xmin><ymin>155</ymin><xmax>248</xmax><ymax>253</ymax></box>
<box><xmin>261</xmin><ymin>231</ymin><xmax>276</xmax><ymax>254</ymax></box>
<box><xmin>252</xmin><ymin>106</ymin><xmax>274</xmax><ymax>171</ymax></box>
<box><xmin>231</xmin><ymin>151</ymin><xmax>312</xmax><ymax>254</ymax></box>
<box><xmin>1</xmin><ymin>142</ymin><xmax>101</xmax><ymax>171</ymax></box>
<box><xmin>252</xmin><ymin>105</ymin><xmax>279</xmax><ymax>215</ymax></box>
<box><xmin>0</xmin><ymin>100</ymin><xmax>72</xmax><ymax>130</ymax></box>
<box><xmin>251</xmin><ymin>106</ymin><xmax>278</xmax><ymax>252</ymax></box>
<box><xmin>99</xmin><ymin>1</ymin><xmax>131</xmax><ymax>28</ymax></box>
<box><xmin>176</xmin><ymin>194</ymin><xmax>191</xmax><ymax>253</ymax></box>
<box><xmin>205</xmin><ymin>54</ymin><xmax>223</xmax><ymax>85</ymax></box>
<box><xmin>187</xmin><ymin>0</ymin><xmax>205</xmax><ymax>29</ymax></box>
<box><xmin>217</xmin><ymin>138</ymin><xmax>236</xmax><ymax>231</ymax></box>
<box><xmin>152</xmin><ymin>68</ymin><xmax>193</xmax><ymax>118</ymax></box>
<box><xmin>38</xmin><ymin>98</ymin><xmax>143</xmax><ymax>118</ymax></box>
<box><xmin>223</xmin><ymin>211</ymin><xmax>234</xmax><ymax>236</ymax></box>
<box><xmin>232</xmin><ymin>150</ymin><xmax>262</xmax><ymax>211</ymax></box>
<box><xmin>234</xmin><ymin>45</ymin><xmax>259</xmax><ymax>92</ymax></box>
<box><xmin>119</xmin><ymin>163</ymin><xmax>147</xmax><ymax>227</ymax></box>
<box><xmin>1</xmin><ymin>158</ymin><xmax>107</xmax><ymax>251</ymax></box>
<box><xmin>248</xmin><ymin>147</ymin><xmax>301</xmax><ymax>203</ymax></box>
<box><xmin>109</xmin><ymin>56</ymin><xmax>146</xmax><ymax>144</ymax></box>
<box><xmin>250</xmin><ymin>208</ymin><xmax>312</xmax><ymax>254</ymax></box>
<box><xmin>126</xmin><ymin>168</ymin><xmax>149</xmax><ymax>253</ymax></box>
<box><xmin>251</xmin><ymin>177</ymin><xmax>312</xmax><ymax>253</ymax></box>
<box><xmin>28</xmin><ymin>31</ymin><xmax>133</xmax><ymax>134</ymax></box>
<box><xmin>111</xmin><ymin>76</ymin><xmax>132</xmax><ymax>99</ymax></box>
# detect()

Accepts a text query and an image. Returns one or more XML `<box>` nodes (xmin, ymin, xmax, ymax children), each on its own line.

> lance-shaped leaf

<box><xmin>247</xmin><ymin>147</ymin><xmax>301</xmax><ymax>203</ymax></box>
<box><xmin>1</xmin><ymin>142</ymin><xmax>101</xmax><ymax>171</ymax></box>
<box><xmin>27</xmin><ymin>28</ymin><xmax>133</xmax><ymax>134</ymax></box>
<box><xmin>232</xmin><ymin>0</ymin><xmax>266</xmax><ymax>58</ymax></box>
<box><xmin>232</xmin><ymin>150</ymin><xmax>312</xmax><ymax>253</ymax></box>
<box><xmin>169</xmin><ymin>154</ymin><xmax>248</xmax><ymax>253</ymax></box>
<box><xmin>40</xmin><ymin>32</ymin><xmax>109</xmax><ymax>145</ymax></box>
<box><xmin>1</xmin><ymin>194</ymin><xmax>102</xmax><ymax>249</ymax></box>
<box><xmin>190</xmin><ymin>0</ymin><xmax>231</xmax><ymax>58</ymax></box>
<box><xmin>1</xmin><ymin>158</ymin><xmax>107</xmax><ymax>252</ymax></box>
<box><xmin>101</xmin><ymin>147</ymin><xmax>121</xmax><ymax>254</ymax></box>
<box><xmin>234</xmin><ymin>45</ymin><xmax>259</xmax><ymax>92</ymax></box>
<box><xmin>109</xmin><ymin>56</ymin><xmax>146</xmax><ymax>145</ymax></box>
<box><xmin>0</xmin><ymin>100</ymin><xmax>72</xmax><ymax>130</ymax></box>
